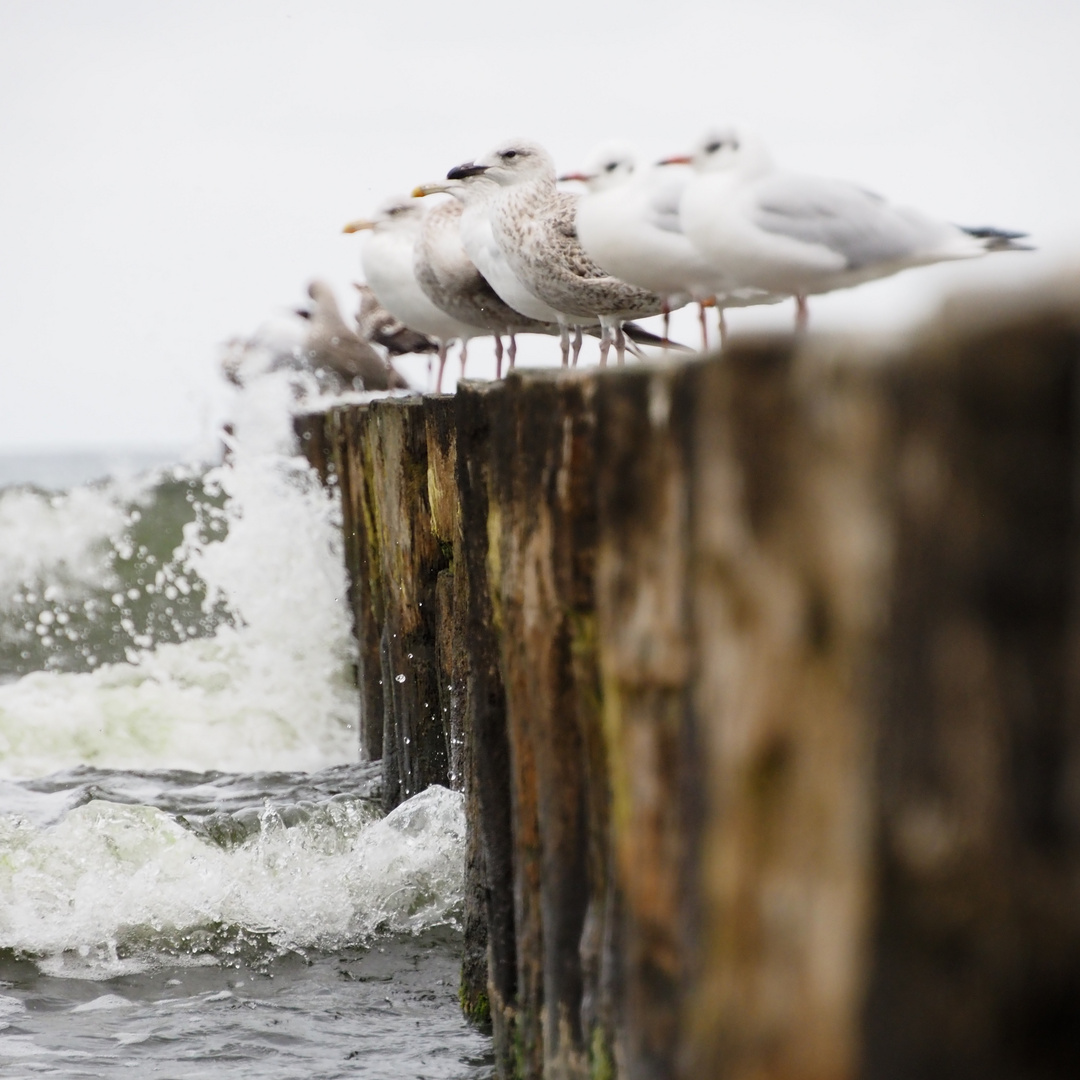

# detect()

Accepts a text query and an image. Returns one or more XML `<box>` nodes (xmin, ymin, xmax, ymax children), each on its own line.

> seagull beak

<box><xmin>343</xmin><ymin>218</ymin><xmax>376</xmax><ymax>233</ymax></box>
<box><xmin>557</xmin><ymin>172</ymin><xmax>593</xmax><ymax>183</ymax></box>
<box><xmin>657</xmin><ymin>154</ymin><xmax>693</xmax><ymax>166</ymax></box>
<box><xmin>447</xmin><ymin>162</ymin><xmax>489</xmax><ymax>180</ymax></box>
<box><xmin>412</xmin><ymin>182</ymin><xmax>451</xmax><ymax>198</ymax></box>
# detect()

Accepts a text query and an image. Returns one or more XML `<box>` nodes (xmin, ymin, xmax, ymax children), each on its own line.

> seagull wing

<box><xmin>752</xmin><ymin>173</ymin><xmax>940</xmax><ymax>270</ymax></box>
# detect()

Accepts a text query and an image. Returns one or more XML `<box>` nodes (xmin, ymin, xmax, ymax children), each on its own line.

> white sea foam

<box><xmin>0</xmin><ymin>370</ymin><xmax>360</xmax><ymax>778</ymax></box>
<box><xmin>0</xmin><ymin>786</ymin><xmax>464</xmax><ymax>978</ymax></box>
<box><xmin>0</xmin><ymin>481</ymin><xmax>131</xmax><ymax>597</ymax></box>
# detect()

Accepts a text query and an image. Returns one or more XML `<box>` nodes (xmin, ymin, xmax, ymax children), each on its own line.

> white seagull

<box><xmin>666</xmin><ymin>127</ymin><xmax>1031</xmax><ymax>331</ymax></box>
<box><xmin>344</xmin><ymin>198</ymin><xmax>489</xmax><ymax>391</ymax></box>
<box><xmin>562</xmin><ymin>141</ymin><xmax>780</xmax><ymax>349</ymax></box>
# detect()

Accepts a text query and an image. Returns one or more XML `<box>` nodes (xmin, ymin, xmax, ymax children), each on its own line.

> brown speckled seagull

<box><xmin>448</xmin><ymin>140</ymin><xmax>665</xmax><ymax>366</ymax></box>
<box><xmin>410</xmin><ymin>196</ymin><xmax>561</xmax><ymax>377</ymax></box>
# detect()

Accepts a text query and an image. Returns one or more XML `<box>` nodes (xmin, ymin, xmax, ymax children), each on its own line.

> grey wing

<box><xmin>644</xmin><ymin>175</ymin><xmax>685</xmax><ymax>236</ymax></box>
<box><xmin>753</xmin><ymin>174</ymin><xmax>939</xmax><ymax>269</ymax></box>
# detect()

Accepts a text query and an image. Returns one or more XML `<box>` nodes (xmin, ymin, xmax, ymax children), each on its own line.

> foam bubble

<box><xmin>0</xmin><ymin>786</ymin><xmax>464</xmax><ymax>978</ymax></box>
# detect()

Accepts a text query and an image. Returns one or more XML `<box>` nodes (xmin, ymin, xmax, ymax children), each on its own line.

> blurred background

<box><xmin>2</xmin><ymin>0</ymin><xmax>1078</xmax><ymax>464</ymax></box>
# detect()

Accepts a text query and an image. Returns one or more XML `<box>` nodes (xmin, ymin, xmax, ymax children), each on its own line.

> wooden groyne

<box><xmin>296</xmin><ymin>283</ymin><xmax>1080</xmax><ymax>1079</ymax></box>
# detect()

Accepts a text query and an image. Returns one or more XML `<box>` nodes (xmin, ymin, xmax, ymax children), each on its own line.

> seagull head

<box><xmin>659</xmin><ymin>127</ymin><xmax>772</xmax><ymax>177</ymax></box>
<box><xmin>466</xmin><ymin>140</ymin><xmax>557</xmax><ymax>187</ymax></box>
<box><xmin>343</xmin><ymin>197</ymin><xmax>424</xmax><ymax>236</ymax></box>
<box><xmin>559</xmin><ymin>140</ymin><xmax>636</xmax><ymax>192</ymax></box>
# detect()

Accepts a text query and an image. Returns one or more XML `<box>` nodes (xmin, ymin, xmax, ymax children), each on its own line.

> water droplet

<box><xmin>395</xmin><ymin>674</ymin><xmax>406</xmax><ymax>683</ymax></box>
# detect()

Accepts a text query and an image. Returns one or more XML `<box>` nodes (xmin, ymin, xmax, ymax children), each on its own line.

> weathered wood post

<box><xmin>299</xmin><ymin>283</ymin><xmax>1080</xmax><ymax>1080</ymax></box>
<box><xmin>455</xmin><ymin>381</ymin><xmax>518</xmax><ymax>1054</ymax></box>
<box><xmin>861</xmin><ymin>307</ymin><xmax>1080</xmax><ymax>1080</ymax></box>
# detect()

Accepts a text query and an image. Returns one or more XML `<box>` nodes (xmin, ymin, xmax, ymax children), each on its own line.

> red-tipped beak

<box><xmin>657</xmin><ymin>154</ymin><xmax>693</xmax><ymax>166</ymax></box>
<box><xmin>557</xmin><ymin>171</ymin><xmax>593</xmax><ymax>183</ymax></box>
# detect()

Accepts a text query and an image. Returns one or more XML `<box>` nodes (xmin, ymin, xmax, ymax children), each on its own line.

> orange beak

<box><xmin>557</xmin><ymin>171</ymin><xmax>593</xmax><ymax>183</ymax></box>
<box><xmin>657</xmin><ymin>154</ymin><xmax>693</xmax><ymax>166</ymax></box>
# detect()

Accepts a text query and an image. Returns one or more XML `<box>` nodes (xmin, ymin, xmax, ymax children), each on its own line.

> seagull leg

<box><xmin>795</xmin><ymin>294</ymin><xmax>809</xmax><ymax>334</ymax></box>
<box><xmin>598</xmin><ymin>320</ymin><xmax>613</xmax><ymax>367</ymax></box>
<box><xmin>662</xmin><ymin>300</ymin><xmax>671</xmax><ymax>348</ymax></box>
<box><xmin>615</xmin><ymin>323</ymin><xmax>627</xmax><ymax>365</ymax></box>
<box><xmin>436</xmin><ymin>341</ymin><xmax>448</xmax><ymax>394</ymax></box>
<box><xmin>718</xmin><ymin>309</ymin><xmax>728</xmax><ymax>350</ymax></box>
<box><xmin>559</xmin><ymin>321</ymin><xmax>570</xmax><ymax>367</ymax></box>
<box><xmin>572</xmin><ymin>325</ymin><xmax>583</xmax><ymax>367</ymax></box>
<box><xmin>494</xmin><ymin>335</ymin><xmax>503</xmax><ymax>380</ymax></box>
<box><xmin>460</xmin><ymin>340</ymin><xmax>469</xmax><ymax>379</ymax></box>
<box><xmin>509</xmin><ymin>334</ymin><xmax>518</xmax><ymax>369</ymax></box>
<box><xmin>698</xmin><ymin>302</ymin><xmax>710</xmax><ymax>352</ymax></box>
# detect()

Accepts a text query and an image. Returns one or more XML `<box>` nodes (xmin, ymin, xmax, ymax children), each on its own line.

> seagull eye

<box><xmin>604</xmin><ymin>161</ymin><xmax>618</xmax><ymax>172</ymax></box>
<box><xmin>705</xmin><ymin>140</ymin><xmax>724</xmax><ymax>153</ymax></box>
<box><xmin>502</xmin><ymin>150</ymin><xmax>518</xmax><ymax>160</ymax></box>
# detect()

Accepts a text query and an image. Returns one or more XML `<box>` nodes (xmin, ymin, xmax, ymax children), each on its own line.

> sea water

<box><xmin>0</xmin><ymin>372</ymin><xmax>493</xmax><ymax>1077</ymax></box>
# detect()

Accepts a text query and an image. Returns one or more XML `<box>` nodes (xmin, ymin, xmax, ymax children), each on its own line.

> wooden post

<box><xmin>455</xmin><ymin>381</ymin><xmax>518</xmax><ymax>1060</ymax></box>
<box><xmin>301</xmin><ymin>287</ymin><xmax>1080</xmax><ymax>1079</ymax></box>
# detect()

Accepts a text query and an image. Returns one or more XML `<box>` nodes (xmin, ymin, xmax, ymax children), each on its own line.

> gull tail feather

<box><xmin>960</xmin><ymin>225</ymin><xmax>1036</xmax><ymax>252</ymax></box>
<box><xmin>623</xmin><ymin>321</ymin><xmax>693</xmax><ymax>352</ymax></box>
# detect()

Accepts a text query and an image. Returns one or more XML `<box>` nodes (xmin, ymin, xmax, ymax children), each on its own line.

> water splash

<box><xmin>0</xmin><ymin>370</ymin><xmax>360</xmax><ymax>779</ymax></box>
<box><xmin>0</xmin><ymin>786</ymin><xmax>464</xmax><ymax>979</ymax></box>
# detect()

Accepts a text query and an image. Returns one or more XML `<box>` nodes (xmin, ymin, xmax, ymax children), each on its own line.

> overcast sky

<box><xmin>2</xmin><ymin>0</ymin><xmax>1078</xmax><ymax>451</ymax></box>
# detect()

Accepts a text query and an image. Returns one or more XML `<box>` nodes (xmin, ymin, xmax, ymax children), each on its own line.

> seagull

<box><xmin>418</xmin><ymin>173</ymin><xmax>682</xmax><ymax>367</ymax></box>
<box><xmin>409</xmin><ymin>194</ymin><xmax>562</xmax><ymax>377</ymax></box>
<box><xmin>344</xmin><ymin>197</ymin><xmax>490</xmax><ymax>391</ymax></box>
<box><xmin>665</xmin><ymin>127</ymin><xmax>1032</xmax><ymax>331</ymax></box>
<box><xmin>424</xmin><ymin>169</ymin><xmax>573</xmax><ymax>357</ymax></box>
<box><xmin>353</xmin><ymin>283</ymin><xmax>439</xmax><ymax>359</ymax></box>
<box><xmin>298</xmin><ymin>280</ymin><xmax>410</xmax><ymax>392</ymax></box>
<box><xmin>561</xmin><ymin>141</ymin><xmax>779</xmax><ymax>349</ymax></box>
<box><xmin>447</xmin><ymin>140</ymin><xmax>665</xmax><ymax>366</ymax></box>
<box><xmin>220</xmin><ymin>283</ymin><xmax>407</xmax><ymax>394</ymax></box>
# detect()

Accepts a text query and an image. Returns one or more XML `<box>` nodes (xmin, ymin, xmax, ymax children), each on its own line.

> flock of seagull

<box><xmin>229</xmin><ymin>127</ymin><xmax>1031</xmax><ymax>397</ymax></box>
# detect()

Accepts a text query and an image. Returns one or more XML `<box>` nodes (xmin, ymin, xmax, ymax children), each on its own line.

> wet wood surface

<box><xmin>297</xmin><ymin>287</ymin><xmax>1080</xmax><ymax>1079</ymax></box>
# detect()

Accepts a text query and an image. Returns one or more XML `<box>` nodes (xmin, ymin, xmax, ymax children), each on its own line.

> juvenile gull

<box><xmin>220</xmin><ymin>283</ymin><xmax>407</xmax><ymax>393</ymax></box>
<box><xmin>666</xmin><ymin>127</ymin><xmax>1031</xmax><ymax>330</ymax></box>
<box><xmin>562</xmin><ymin>141</ymin><xmax>781</xmax><ymax>349</ymax></box>
<box><xmin>409</xmin><ymin>194</ymin><xmax>561</xmax><ymax>376</ymax></box>
<box><xmin>353</xmin><ymin>283</ymin><xmax>439</xmax><ymax>359</ymax></box>
<box><xmin>448</xmin><ymin>140</ymin><xmax>665</xmax><ymax>366</ymax></box>
<box><xmin>300</xmin><ymin>280</ymin><xmax>410</xmax><ymax>391</ymax></box>
<box><xmin>344</xmin><ymin>197</ymin><xmax>490</xmax><ymax>391</ymax></box>
<box><xmin>418</xmin><ymin>176</ymin><xmax>682</xmax><ymax>366</ymax></box>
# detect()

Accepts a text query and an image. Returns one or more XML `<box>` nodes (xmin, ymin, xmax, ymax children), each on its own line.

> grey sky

<box><xmin>2</xmin><ymin>0</ymin><xmax>1077</xmax><ymax>450</ymax></box>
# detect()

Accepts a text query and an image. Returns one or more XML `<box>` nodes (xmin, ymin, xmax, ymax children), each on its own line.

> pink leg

<box><xmin>662</xmin><ymin>299</ymin><xmax>671</xmax><ymax>343</ymax></box>
<box><xmin>698</xmin><ymin>303</ymin><xmax>709</xmax><ymax>351</ymax></box>
<box><xmin>615</xmin><ymin>324</ymin><xmax>627</xmax><ymax>365</ymax></box>
<box><xmin>718</xmin><ymin>309</ymin><xmax>728</xmax><ymax>350</ymax></box>
<box><xmin>571</xmin><ymin>326</ymin><xmax>584</xmax><ymax>367</ymax></box>
<box><xmin>598</xmin><ymin>324</ymin><xmax>611</xmax><ymax>367</ymax></box>
<box><xmin>494</xmin><ymin>336</ymin><xmax>503</xmax><ymax>380</ymax></box>
<box><xmin>435</xmin><ymin>342</ymin><xmax>447</xmax><ymax>393</ymax></box>
<box><xmin>795</xmin><ymin>294</ymin><xmax>809</xmax><ymax>333</ymax></box>
<box><xmin>559</xmin><ymin>323</ymin><xmax>570</xmax><ymax>367</ymax></box>
<box><xmin>459</xmin><ymin>340</ymin><xmax>468</xmax><ymax>379</ymax></box>
<box><xmin>509</xmin><ymin>334</ymin><xmax>517</xmax><ymax>368</ymax></box>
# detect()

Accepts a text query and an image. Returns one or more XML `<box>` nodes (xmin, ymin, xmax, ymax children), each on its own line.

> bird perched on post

<box><xmin>353</xmin><ymin>283</ymin><xmax>439</xmax><ymax>359</ymax></box>
<box><xmin>298</xmin><ymin>280</ymin><xmax>409</xmax><ymax>391</ymax></box>
<box><xmin>446</xmin><ymin>139</ymin><xmax>666</xmax><ymax>366</ymax></box>
<box><xmin>344</xmin><ymin>198</ymin><xmax>491</xmax><ymax>392</ymax></box>
<box><xmin>664</xmin><ymin>127</ymin><xmax>1032</xmax><ymax>331</ymax></box>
